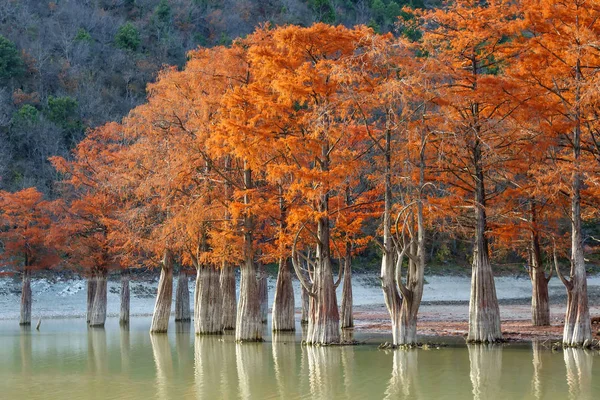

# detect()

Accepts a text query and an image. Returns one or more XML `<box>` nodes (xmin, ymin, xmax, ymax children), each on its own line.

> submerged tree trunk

<box><xmin>150</xmin><ymin>250</ymin><xmax>174</xmax><ymax>333</ymax></box>
<box><xmin>120</xmin><ymin>270</ymin><xmax>130</xmax><ymax>325</ymax></box>
<box><xmin>272</xmin><ymin>257</ymin><xmax>295</xmax><ymax>332</ymax></box>
<box><xmin>236</xmin><ymin>258</ymin><xmax>263</xmax><ymax>341</ymax></box>
<box><xmin>468</xmin><ymin>142</ymin><xmax>502</xmax><ymax>343</ymax></box>
<box><xmin>89</xmin><ymin>268</ymin><xmax>108</xmax><ymax>327</ymax></box>
<box><xmin>20</xmin><ymin>268</ymin><xmax>32</xmax><ymax>325</ymax></box>
<box><xmin>305</xmin><ymin>217</ymin><xmax>340</xmax><ymax>344</ymax></box>
<box><xmin>87</xmin><ymin>277</ymin><xmax>97</xmax><ymax>324</ymax></box>
<box><xmin>235</xmin><ymin>166</ymin><xmax>263</xmax><ymax>342</ymax></box>
<box><xmin>340</xmin><ymin>249</ymin><xmax>353</xmax><ymax>329</ymax></box>
<box><xmin>220</xmin><ymin>263</ymin><xmax>236</xmax><ymax>330</ymax></box>
<box><xmin>258</xmin><ymin>262</ymin><xmax>268</xmax><ymax>323</ymax></box>
<box><xmin>175</xmin><ymin>271</ymin><xmax>191</xmax><ymax>322</ymax></box>
<box><xmin>220</xmin><ymin>155</ymin><xmax>236</xmax><ymax>331</ymax></box>
<box><xmin>194</xmin><ymin>265</ymin><xmax>222</xmax><ymax>334</ymax></box>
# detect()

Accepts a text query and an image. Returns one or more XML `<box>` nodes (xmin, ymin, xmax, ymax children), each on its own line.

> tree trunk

<box><xmin>258</xmin><ymin>262</ymin><xmax>268</xmax><ymax>323</ymax></box>
<box><xmin>89</xmin><ymin>269</ymin><xmax>108</xmax><ymax>327</ymax></box>
<box><xmin>20</xmin><ymin>268</ymin><xmax>32</xmax><ymax>325</ymax></box>
<box><xmin>301</xmin><ymin>273</ymin><xmax>309</xmax><ymax>325</ymax></box>
<box><xmin>235</xmin><ymin>165</ymin><xmax>263</xmax><ymax>342</ymax></box>
<box><xmin>272</xmin><ymin>257</ymin><xmax>295</xmax><ymax>332</ymax></box>
<box><xmin>529</xmin><ymin>203</ymin><xmax>551</xmax><ymax>326</ymax></box>
<box><xmin>468</xmin><ymin>142</ymin><xmax>502</xmax><ymax>343</ymax></box>
<box><xmin>531</xmin><ymin>266</ymin><xmax>550</xmax><ymax>327</ymax></box>
<box><xmin>150</xmin><ymin>250</ymin><xmax>174</xmax><ymax>333</ymax></box>
<box><xmin>380</xmin><ymin>127</ymin><xmax>402</xmax><ymax>345</ymax></box>
<box><xmin>305</xmin><ymin>218</ymin><xmax>340</xmax><ymax>344</ymax></box>
<box><xmin>561</xmin><ymin>139</ymin><xmax>592</xmax><ymax>345</ymax></box>
<box><xmin>220</xmin><ymin>263</ymin><xmax>236</xmax><ymax>330</ymax></box>
<box><xmin>340</xmin><ymin>251</ymin><xmax>353</xmax><ymax>329</ymax></box>
<box><xmin>120</xmin><ymin>270</ymin><xmax>130</xmax><ymax>325</ymax></box>
<box><xmin>175</xmin><ymin>271</ymin><xmax>191</xmax><ymax>322</ymax></box>
<box><xmin>86</xmin><ymin>277</ymin><xmax>97</xmax><ymax>324</ymax></box>
<box><xmin>236</xmin><ymin>258</ymin><xmax>263</xmax><ymax>341</ymax></box>
<box><xmin>194</xmin><ymin>265</ymin><xmax>222</xmax><ymax>334</ymax></box>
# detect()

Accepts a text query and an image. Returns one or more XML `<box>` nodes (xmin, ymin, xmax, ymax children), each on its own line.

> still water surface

<box><xmin>0</xmin><ymin>317</ymin><xmax>598</xmax><ymax>399</ymax></box>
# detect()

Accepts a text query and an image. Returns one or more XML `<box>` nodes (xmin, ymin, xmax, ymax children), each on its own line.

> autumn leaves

<box><xmin>1</xmin><ymin>0</ymin><xmax>599</xmax><ymax>346</ymax></box>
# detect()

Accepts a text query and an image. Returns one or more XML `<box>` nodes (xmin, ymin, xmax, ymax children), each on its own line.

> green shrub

<box><xmin>115</xmin><ymin>22</ymin><xmax>141</xmax><ymax>51</ymax></box>
<box><xmin>0</xmin><ymin>35</ymin><xmax>25</xmax><ymax>81</ymax></box>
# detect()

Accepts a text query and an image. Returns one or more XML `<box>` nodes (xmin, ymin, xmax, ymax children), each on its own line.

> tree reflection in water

<box><xmin>384</xmin><ymin>349</ymin><xmax>419</xmax><ymax>399</ymax></box>
<box><xmin>236</xmin><ymin>341</ymin><xmax>272</xmax><ymax>399</ymax></box>
<box><xmin>119</xmin><ymin>324</ymin><xmax>130</xmax><ymax>375</ymax></box>
<box><xmin>150</xmin><ymin>333</ymin><xmax>173</xmax><ymax>400</ymax></box>
<box><xmin>19</xmin><ymin>325</ymin><xmax>32</xmax><ymax>375</ymax></box>
<box><xmin>88</xmin><ymin>327</ymin><xmax>107</xmax><ymax>374</ymax></box>
<box><xmin>531</xmin><ymin>341</ymin><xmax>545</xmax><ymax>399</ymax></box>
<box><xmin>272</xmin><ymin>333</ymin><xmax>298</xmax><ymax>398</ymax></box>
<box><xmin>468</xmin><ymin>344</ymin><xmax>501</xmax><ymax>400</ymax></box>
<box><xmin>194</xmin><ymin>335</ymin><xmax>223</xmax><ymax>398</ymax></box>
<box><xmin>306</xmin><ymin>345</ymin><xmax>343</xmax><ymax>399</ymax></box>
<box><xmin>175</xmin><ymin>321</ymin><xmax>191</xmax><ymax>367</ymax></box>
<box><xmin>564</xmin><ymin>347</ymin><xmax>593</xmax><ymax>400</ymax></box>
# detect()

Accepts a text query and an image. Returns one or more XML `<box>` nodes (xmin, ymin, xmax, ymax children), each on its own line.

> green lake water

<box><xmin>0</xmin><ymin>317</ymin><xmax>598</xmax><ymax>399</ymax></box>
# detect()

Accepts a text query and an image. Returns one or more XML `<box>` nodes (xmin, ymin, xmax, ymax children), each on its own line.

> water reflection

<box><xmin>19</xmin><ymin>325</ymin><xmax>32</xmax><ymax>375</ymax></box>
<box><xmin>236</xmin><ymin>342</ymin><xmax>268</xmax><ymax>399</ymax></box>
<box><xmin>468</xmin><ymin>344</ymin><xmax>502</xmax><ymax>400</ymax></box>
<box><xmin>531</xmin><ymin>341</ymin><xmax>544</xmax><ymax>399</ymax></box>
<box><xmin>306</xmin><ymin>346</ymin><xmax>343</xmax><ymax>399</ymax></box>
<box><xmin>564</xmin><ymin>348</ymin><xmax>593</xmax><ymax>400</ymax></box>
<box><xmin>384</xmin><ymin>350</ymin><xmax>419</xmax><ymax>399</ymax></box>
<box><xmin>273</xmin><ymin>333</ymin><xmax>298</xmax><ymax>398</ymax></box>
<box><xmin>87</xmin><ymin>327</ymin><xmax>107</xmax><ymax>374</ymax></box>
<box><xmin>120</xmin><ymin>325</ymin><xmax>130</xmax><ymax>374</ymax></box>
<box><xmin>150</xmin><ymin>333</ymin><xmax>173</xmax><ymax>400</ymax></box>
<box><xmin>195</xmin><ymin>335</ymin><xmax>230</xmax><ymax>399</ymax></box>
<box><xmin>341</xmin><ymin>343</ymin><xmax>355</xmax><ymax>398</ymax></box>
<box><xmin>175</xmin><ymin>321</ymin><xmax>191</xmax><ymax>368</ymax></box>
<box><xmin>4</xmin><ymin>318</ymin><xmax>600</xmax><ymax>399</ymax></box>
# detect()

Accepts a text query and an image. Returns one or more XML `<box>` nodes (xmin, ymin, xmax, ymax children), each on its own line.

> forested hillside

<box><xmin>0</xmin><ymin>0</ymin><xmax>428</xmax><ymax>194</ymax></box>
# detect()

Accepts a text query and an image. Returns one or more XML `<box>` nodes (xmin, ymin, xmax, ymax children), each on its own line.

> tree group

<box><xmin>1</xmin><ymin>0</ymin><xmax>599</xmax><ymax>347</ymax></box>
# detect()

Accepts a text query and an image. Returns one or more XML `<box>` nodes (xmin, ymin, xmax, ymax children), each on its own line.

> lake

<box><xmin>0</xmin><ymin>317</ymin><xmax>598</xmax><ymax>399</ymax></box>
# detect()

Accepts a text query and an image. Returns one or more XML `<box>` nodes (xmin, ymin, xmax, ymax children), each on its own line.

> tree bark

<box><xmin>194</xmin><ymin>264</ymin><xmax>222</xmax><ymax>334</ymax></box>
<box><xmin>89</xmin><ymin>268</ymin><xmax>108</xmax><ymax>327</ymax></box>
<box><xmin>305</xmin><ymin>216</ymin><xmax>340</xmax><ymax>344</ymax></box>
<box><xmin>560</xmin><ymin>119</ymin><xmax>592</xmax><ymax>346</ymax></box>
<box><xmin>86</xmin><ymin>277</ymin><xmax>97</xmax><ymax>324</ymax></box>
<box><xmin>258</xmin><ymin>261</ymin><xmax>268</xmax><ymax>323</ymax></box>
<box><xmin>175</xmin><ymin>271</ymin><xmax>191</xmax><ymax>322</ymax></box>
<box><xmin>236</xmin><ymin>258</ymin><xmax>263</xmax><ymax>341</ymax></box>
<box><xmin>467</xmin><ymin>140</ymin><xmax>502</xmax><ymax>343</ymax></box>
<box><xmin>150</xmin><ymin>250</ymin><xmax>174</xmax><ymax>333</ymax></box>
<box><xmin>340</xmin><ymin>249</ymin><xmax>353</xmax><ymax>329</ymax></box>
<box><xmin>20</xmin><ymin>268</ymin><xmax>32</xmax><ymax>325</ymax></box>
<box><xmin>235</xmin><ymin>166</ymin><xmax>263</xmax><ymax>342</ymax></box>
<box><xmin>220</xmin><ymin>263</ymin><xmax>236</xmax><ymax>330</ymax></box>
<box><xmin>529</xmin><ymin>202</ymin><xmax>551</xmax><ymax>326</ymax></box>
<box><xmin>272</xmin><ymin>257</ymin><xmax>295</xmax><ymax>332</ymax></box>
<box><xmin>380</xmin><ymin>127</ymin><xmax>402</xmax><ymax>345</ymax></box>
<box><xmin>119</xmin><ymin>270</ymin><xmax>130</xmax><ymax>326</ymax></box>
<box><xmin>300</xmin><ymin>272</ymin><xmax>310</xmax><ymax>325</ymax></box>
<box><xmin>304</xmin><ymin>139</ymin><xmax>340</xmax><ymax>345</ymax></box>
